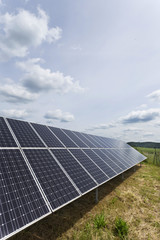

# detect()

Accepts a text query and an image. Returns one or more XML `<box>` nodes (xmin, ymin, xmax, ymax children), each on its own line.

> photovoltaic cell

<box><xmin>93</xmin><ymin>149</ymin><xmax>122</xmax><ymax>174</ymax></box>
<box><xmin>112</xmin><ymin>149</ymin><xmax>137</xmax><ymax>166</ymax></box>
<box><xmin>51</xmin><ymin>149</ymin><xmax>97</xmax><ymax>193</ymax></box>
<box><xmin>82</xmin><ymin>134</ymin><xmax>102</xmax><ymax>148</ymax></box>
<box><xmin>69</xmin><ymin>149</ymin><xmax>108</xmax><ymax>184</ymax></box>
<box><xmin>100</xmin><ymin>137</ymin><xmax>130</xmax><ymax>149</ymax></box>
<box><xmin>0</xmin><ymin>149</ymin><xmax>50</xmax><ymax>240</ymax></box>
<box><xmin>0</xmin><ymin>117</ymin><xmax>17</xmax><ymax>147</ymax></box>
<box><xmin>122</xmin><ymin>148</ymin><xmax>146</xmax><ymax>163</ymax></box>
<box><xmin>62</xmin><ymin>129</ymin><xmax>88</xmax><ymax>148</ymax></box>
<box><xmin>101</xmin><ymin>149</ymin><xmax>127</xmax><ymax>170</ymax></box>
<box><xmin>91</xmin><ymin>135</ymin><xmax>107</xmax><ymax>148</ymax></box>
<box><xmin>83</xmin><ymin>149</ymin><xmax>117</xmax><ymax>178</ymax></box>
<box><xmin>7</xmin><ymin>119</ymin><xmax>44</xmax><ymax>148</ymax></box>
<box><xmin>73</xmin><ymin>131</ymin><xmax>96</xmax><ymax>148</ymax></box>
<box><xmin>99</xmin><ymin>137</ymin><xmax>113</xmax><ymax>148</ymax></box>
<box><xmin>24</xmin><ymin>149</ymin><xmax>79</xmax><ymax>210</ymax></box>
<box><xmin>105</xmin><ymin>149</ymin><xmax>131</xmax><ymax>168</ymax></box>
<box><xmin>31</xmin><ymin>123</ymin><xmax>64</xmax><ymax>147</ymax></box>
<box><xmin>49</xmin><ymin>127</ymin><xmax>77</xmax><ymax>148</ymax></box>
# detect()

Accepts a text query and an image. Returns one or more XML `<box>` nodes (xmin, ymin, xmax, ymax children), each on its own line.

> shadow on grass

<box><xmin>10</xmin><ymin>165</ymin><xmax>141</xmax><ymax>240</ymax></box>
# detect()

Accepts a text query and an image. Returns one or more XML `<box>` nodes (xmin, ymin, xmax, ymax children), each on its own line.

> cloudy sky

<box><xmin>0</xmin><ymin>0</ymin><xmax>160</xmax><ymax>142</ymax></box>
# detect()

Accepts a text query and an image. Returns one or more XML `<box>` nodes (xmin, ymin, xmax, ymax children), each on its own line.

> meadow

<box><xmin>11</xmin><ymin>148</ymin><xmax>160</xmax><ymax>240</ymax></box>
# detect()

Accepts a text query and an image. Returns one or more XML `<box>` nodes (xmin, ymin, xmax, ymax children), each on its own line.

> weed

<box><xmin>114</xmin><ymin>217</ymin><xmax>129</xmax><ymax>239</ymax></box>
<box><xmin>111</xmin><ymin>196</ymin><xmax>118</xmax><ymax>204</ymax></box>
<box><xmin>93</xmin><ymin>212</ymin><xmax>106</xmax><ymax>229</ymax></box>
<box><xmin>152</xmin><ymin>221</ymin><xmax>160</xmax><ymax>229</ymax></box>
<box><xmin>78</xmin><ymin>223</ymin><xmax>92</xmax><ymax>240</ymax></box>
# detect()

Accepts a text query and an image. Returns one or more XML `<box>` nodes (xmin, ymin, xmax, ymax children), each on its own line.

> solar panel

<box><xmin>49</xmin><ymin>127</ymin><xmax>77</xmax><ymax>147</ymax></box>
<box><xmin>83</xmin><ymin>149</ymin><xmax>117</xmax><ymax>178</ymax></box>
<box><xmin>93</xmin><ymin>149</ymin><xmax>122</xmax><ymax>174</ymax></box>
<box><xmin>69</xmin><ymin>149</ymin><xmax>108</xmax><ymax>184</ymax></box>
<box><xmin>0</xmin><ymin>149</ymin><xmax>50</xmax><ymax>240</ymax></box>
<box><xmin>112</xmin><ymin>149</ymin><xmax>138</xmax><ymax>165</ymax></box>
<box><xmin>99</xmin><ymin>136</ymin><xmax>131</xmax><ymax>149</ymax></box>
<box><xmin>96</xmin><ymin>136</ymin><xmax>113</xmax><ymax>148</ymax></box>
<box><xmin>72</xmin><ymin>131</ymin><xmax>96</xmax><ymax>148</ymax></box>
<box><xmin>7</xmin><ymin>119</ymin><xmax>45</xmax><ymax>147</ymax></box>
<box><xmin>62</xmin><ymin>129</ymin><xmax>88</xmax><ymax>148</ymax></box>
<box><xmin>122</xmin><ymin>148</ymin><xmax>146</xmax><ymax>162</ymax></box>
<box><xmin>90</xmin><ymin>135</ymin><xmax>107</xmax><ymax>148</ymax></box>
<box><xmin>31</xmin><ymin>123</ymin><xmax>64</xmax><ymax>148</ymax></box>
<box><xmin>0</xmin><ymin>117</ymin><xmax>17</xmax><ymax>147</ymax></box>
<box><xmin>1</xmin><ymin>116</ymin><xmax>146</xmax><ymax>240</ymax></box>
<box><xmin>106</xmin><ymin>149</ymin><xmax>132</xmax><ymax>168</ymax></box>
<box><xmin>101</xmin><ymin>149</ymin><xmax>128</xmax><ymax>170</ymax></box>
<box><xmin>23</xmin><ymin>149</ymin><xmax>80</xmax><ymax>210</ymax></box>
<box><xmin>51</xmin><ymin>149</ymin><xmax>97</xmax><ymax>193</ymax></box>
<box><xmin>82</xmin><ymin>133</ymin><xmax>102</xmax><ymax>148</ymax></box>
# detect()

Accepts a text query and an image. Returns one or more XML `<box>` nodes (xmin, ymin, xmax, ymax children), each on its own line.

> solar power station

<box><xmin>0</xmin><ymin>117</ymin><xmax>146</xmax><ymax>239</ymax></box>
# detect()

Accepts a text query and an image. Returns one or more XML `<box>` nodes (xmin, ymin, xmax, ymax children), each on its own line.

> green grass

<box><xmin>136</xmin><ymin>147</ymin><xmax>160</xmax><ymax>166</ymax></box>
<box><xmin>10</xmin><ymin>148</ymin><xmax>160</xmax><ymax>240</ymax></box>
<box><xmin>93</xmin><ymin>212</ymin><xmax>106</xmax><ymax>229</ymax></box>
<box><xmin>114</xmin><ymin>217</ymin><xmax>129</xmax><ymax>239</ymax></box>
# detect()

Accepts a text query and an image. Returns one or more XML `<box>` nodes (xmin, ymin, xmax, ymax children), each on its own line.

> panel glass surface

<box><xmin>69</xmin><ymin>149</ymin><xmax>108</xmax><ymax>184</ymax></box>
<box><xmin>93</xmin><ymin>149</ymin><xmax>122</xmax><ymax>174</ymax></box>
<box><xmin>97</xmin><ymin>137</ymin><xmax>113</xmax><ymax>148</ymax></box>
<box><xmin>49</xmin><ymin>127</ymin><xmax>77</xmax><ymax>147</ymax></box>
<box><xmin>111</xmin><ymin>149</ymin><xmax>138</xmax><ymax>166</ymax></box>
<box><xmin>83</xmin><ymin>149</ymin><xmax>117</xmax><ymax>178</ymax></box>
<box><xmin>82</xmin><ymin>134</ymin><xmax>102</xmax><ymax>148</ymax></box>
<box><xmin>31</xmin><ymin>123</ymin><xmax>64</xmax><ymax>147</ymax></box>
<box><xmin>51</xmin><ymin>149</ymin><xmax>97</xmax><ymax>193</ymax></box>
<box><xmin>121</xmin><ymin>148</ymin><xmax>146</xmax><ymax>163</ymax></box>
<box><xmin>105</xmin><ymin>149</ymin><xmax>131</xmax><ymax>168</ymax></box>
<box><xmin>101</xmin><ymin>149</ymin><xmax>127</xmax><ymax>170</ymax></box>
<box><xmin>24</xmin><ymin>149</ymin><xmax>79</xmax><ymax>210</ymax></box>
<box><xmin>100</xmin><ymin>137</ymin><xmax>130</xmax><ymax>149</ymax></box>
<box><xmin>73</xmin><ymin>131</ymin><xmax>96</xmax><ymax>148</ymax></box>
<box><xmin>0</xmin><ymin>117</ymin><xmax>17</xmax><ymax>147</ymax></box>
<box><xmin>101</xmin><ymin>138</ymin><xmax>119</xmax><ymax>148</ymax></box>
<box><xmin>7</xmin><ymin>119</ymin><xmax>44</xmax><ymax>147</ymax></box>
<box><xmin>1</xmin><ymin>149</ymin><xmax>50</xmax><ymax>240</ymax></box>
<box><xmin>62</xmin><ymin>129</ymin><xmax>88</xmax><ymax>148</ymax></box>
<box><xmin>91</xmin><ymin>135</ymin><xmax>107</xmax><ymax>148</ymax></box>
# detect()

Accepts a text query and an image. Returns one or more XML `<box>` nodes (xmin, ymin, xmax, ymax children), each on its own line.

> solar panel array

<box><xmin>0</xmin><ymin>117</ymin><xmax>146</xmax><ymax>240</ymax></box>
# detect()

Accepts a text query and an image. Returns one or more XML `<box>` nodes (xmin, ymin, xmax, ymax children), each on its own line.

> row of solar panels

<box><xmin>1</xmin><ymin>117</ymin><xmax>146</xmax><ymax>240</ymax></box>
<box><xmin>1</xmin><ymin>148</ymin><xmax>145</xmax><ymax>240</ymax></box>
<box><xmin>0</xmin><ymin>117</ymin><xmax>131</xmax><ymax>148</ymax></box>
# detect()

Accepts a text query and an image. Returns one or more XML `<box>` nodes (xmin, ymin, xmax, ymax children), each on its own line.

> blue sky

<box><xmin>0</xmin><ymin>0</ymin><xmax>160</xmax><ymax>142</ymax></box>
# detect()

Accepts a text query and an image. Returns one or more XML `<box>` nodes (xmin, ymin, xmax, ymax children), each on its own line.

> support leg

<box><xmin>95</xmin><ymin>188</ymin><xmax>98</xmax><ymax>203</ymax></box>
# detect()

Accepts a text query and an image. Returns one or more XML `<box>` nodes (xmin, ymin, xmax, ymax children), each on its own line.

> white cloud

<box><xmin>143</xmin><ymin>132</ymin><xmax>154</xmax><ymax>137</ymax></box>
<box><xmin>120</xmin><ymin>108</ymin><xmax>160</xmax><ymax>124</ymax></box>
<box><xmin>1</xmin><ymin>109</ymin><xmax>29</xmax><ymax>119</ymax></box>
<box><xmin>17</xmin><ymin>58</ymin><xmax>84</xmax><ymax>93</ymax></box>
<box><xmin>0</xmin><ymin>8</ymin><xmax>62</xmax><ymax>60</ymax></box>
<box><xmin>44</xmin><ymin>109</ymin><xmax>75</xmax><ymax>122</ymax></box>
<box><xmin>86</xmin><ymin>122</ymin><xmax>116</xmax><ymax>131</ymax></box>
<box><xmin>123</xmin><ymin>127</ymin><xmax>143</xmax><ymax>132</ymax></box>
<box><xmin>136</xmin><ymin>104</ymin><xmax>147</xmax><ymax>109</ymax></box>
<box><xmin>71</xmin><ymin>45</ymin><xmax>82</xmax><ymax>51</ymax></box>
<box><xmin>147</xmin><ymin>89</ymin><xmax>160</xmax><ymax>102</ymax></box>
<box><xmin>0</xmin><ymin>84</ymin><xmax>38</xmax><ymax>103</ymax></box>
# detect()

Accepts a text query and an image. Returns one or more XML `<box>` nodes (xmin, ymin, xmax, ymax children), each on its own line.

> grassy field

<box><xmin>136</xmin><ymin>147</ymin><xmax>160</xmax><ymax>165</ymax></box>
<box><xmin>11</xmin><ymin>148</ymin><xmax>160</xmax><ymax>240</ymax></box>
